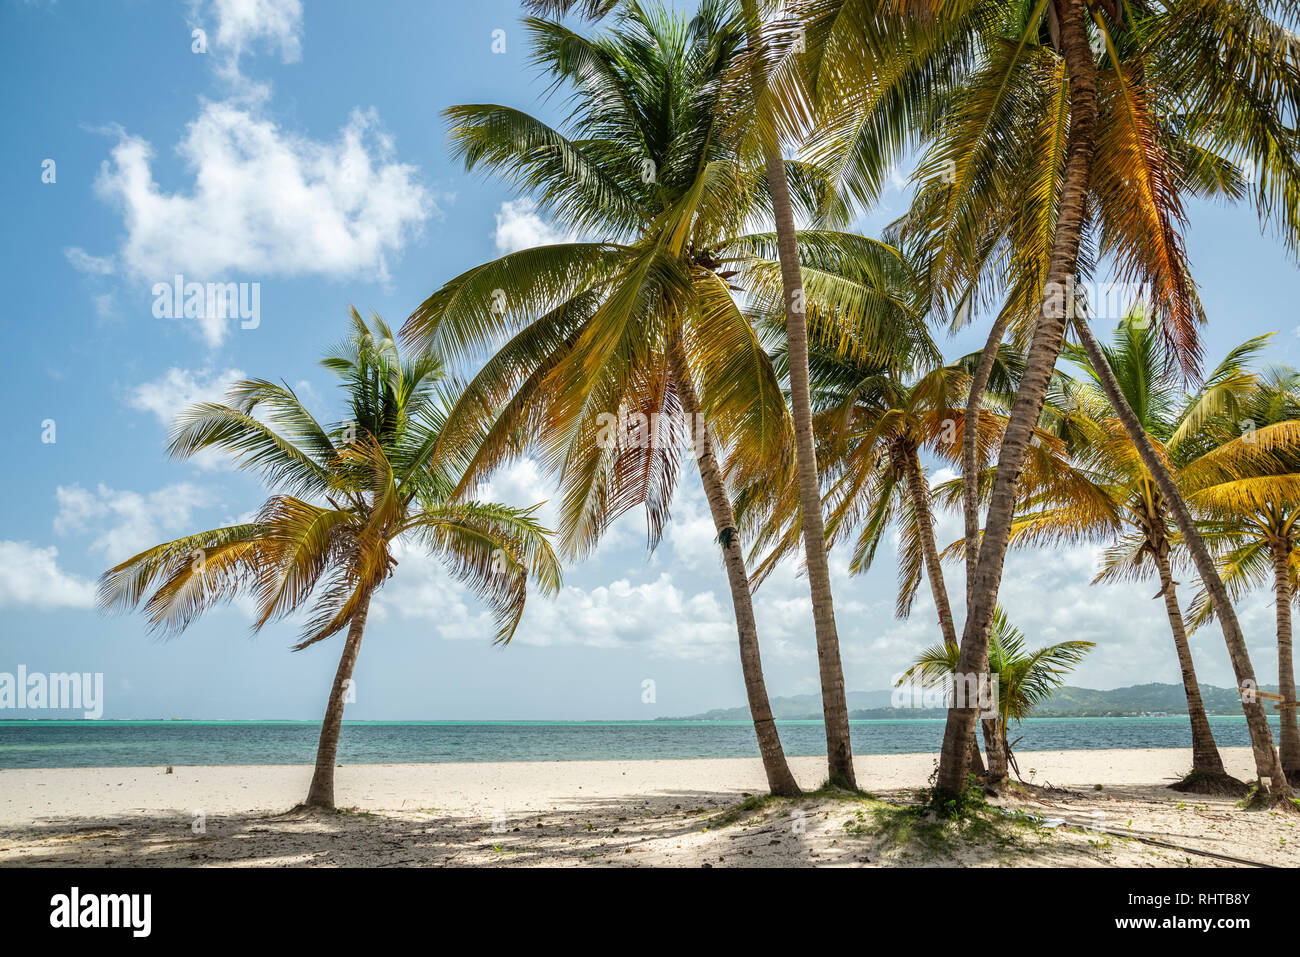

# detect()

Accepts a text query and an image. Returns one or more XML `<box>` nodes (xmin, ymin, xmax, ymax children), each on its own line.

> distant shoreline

<box><xmin>0</xmin><ymin>715</ymin><xmax>1281</xmax><ymax>770</ymax></box>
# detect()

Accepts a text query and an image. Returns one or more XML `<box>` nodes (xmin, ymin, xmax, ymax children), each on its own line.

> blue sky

<box><xmin>3</xmin><ymin>0</ymin><xmax>1299</xmax><ymax>721</ymax></box>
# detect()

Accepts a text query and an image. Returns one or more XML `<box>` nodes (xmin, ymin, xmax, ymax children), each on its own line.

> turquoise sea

<box><xmin>0</xmin><ymin>716</ymin><xmax>1284</xmax><ymax>768</ymax></box>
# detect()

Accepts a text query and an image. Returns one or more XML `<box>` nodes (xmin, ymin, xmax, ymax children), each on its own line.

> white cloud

<box><xmin>92</xmin><ymin>293</ymin><xmax>116</xmax><ymax>318</ymax></box>
<box><xmin>373</xmin><ymin>529</ymin><xmax>736</xmax><ymax>661</ymax></box>
<box><xmin>95</xmin><ymin>103</ymin><xmax>431</xmax><ymax>282</ymax></box>
<box><xmin>127</xmin><ymin>367</ymin><xmax>245</xmax><ymax>428</ymax></box>
<box><xmin>64</xmin><ymin>247</ymin><xmax>115</xmax><ymax>276</ymax></box>
<box><xmin>494</xmin><ymin>198</ymin><xmax>575</xmax><ymax>254</ymax></box>
<box><xmin>54</xmin><ymin>483</ymin><xmax>214</xmax><ymax>563</ymax></box>
<box><xmin>476</xmin><ymin>457</ymin><xmax>556</xmax><ymax>522</ymax></box>
<box><xmin>186</xmin><ymin>0</ymin><xmax>302</xmax><ymax>91</ymax></box>
<box><xmin>80</xmin><ymin>0</ymin><xmax>432</xmax><ymax>347</ymax></box>
<box><xmin>127</xmin><ymin>367</ymin><xmax>247</xmax><ymax>470</ymax></box>
<box><xmin>0</xmin><ymin>542</ymin><xmax>97</xmax><ymax>610</ymax></box>
<box><xmin>664</xmin><ymin>476</ymin><xmax>722</xmax><ymax>574</ymax></box>
<box><xmin>472</xmin><ymin>456</ymin><xmax>642</xmax><ymax>555</ymax></box>
<box><xmin>209</xmin><ymin>0</ymin><xmax>302</xmax><ymax>66</ymax></box>
<box><xmin>519</xmin><ymin>573</ymin><xmax>732</xmax><ymax>660</ymax></box>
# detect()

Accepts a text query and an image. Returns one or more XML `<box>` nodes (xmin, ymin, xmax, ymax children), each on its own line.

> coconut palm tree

<box><xmin>735</xmin><ymin>0</ymin><xmax>865</xmax><ymax>786</ymax></box>
<box><xmin>749</xmin><ymin>341</ymin><xmax>1014</xmax><ymax>777</ymax></box>
<box><xmin>524</xmin><ymin>0</ymin><xmax>866</xmax><ymax>787</ymax></box>
<box><xmin>1185</xmin><ymin>366</ymin><xmax>1300</xmax><ymax>780</ymax></box>
<box><xmin>991</xmin><ymin>322</ymin><xmax>1289</xmax><ymax>791</ymax></box>
<box><xmin>99</xmin><ymin>311</ymin><xmax>562</xmax><ymax>810</ymax></box>
<box><xmin>401</xmin><ymin>2</ymin><xmax>916</xmax><ymax>793</ymax></box>
<box><xmin>736</xmin><ymin>265</ymin><xmax>1095</xmax><ymax>783</ymax></box>
<box><xmin>898</xmin><ymin>606</ymin><xmax>1094</xmax><ymax>779</ymax></box>
<box><xmin>792</xmin><ymin>0</ymin><xmax>1300</xmax><ymax>800</ymax></box>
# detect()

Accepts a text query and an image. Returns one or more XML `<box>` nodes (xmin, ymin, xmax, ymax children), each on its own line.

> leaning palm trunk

<box><xmin>983</xmin><ymin>718</ymin><xmax>1007</xmax><ymax>781</ymax></box>
<box><xmin>962</xmin><ymin>311</ymin><xmax>1011</xmax><ymax>605</ymax></box>
<box><xmin>903</xmin><ymin>452</ymin><xmax>958</xmax><ymax>647</ymax></box>
<box><xmin>669</xmin><ymin>339</ymin><xmax>801</xmax><ymax>796</ymax></box>
<box><xmin>304</xmin><ymin>588</ymin><xmax>373</xmax><ymax>809</ymax></box>
<box><xmin>1074</xmin><ymin>318</ymin><xmax>1289</xmax><ymax>798</ymax></box>
<box><xmin>770</xmin><ymin>149</ymin><xmax>856</xmax><ymax>788</ymax></box>
<box><xmin>957</xmin><ymin>318</ymin><xmax>1011</xmax><ymax>782</ymax></box>
<box><xmin>744</xmin><ymin>4</ymin><xmax>854</xmax><ymax>788</ymax></box>
<box><xmin>933</xmin><ymin>0</ymin><xmax>1099</xmax><ymax>801</ymax></box>
<box><xmin>1153</xmin><ymin>546</ymin><xmax>1228</xmax><ymax>779</ymax></box>
<box><xmin>1272</xmin><ymin>540</ymin><xmax>1300</xmax><ymax>779</ymax></box>
<box><xmin>902</xmin><ymin>451</ymin><xmax>989</xmax><ymax>777</ymax></box>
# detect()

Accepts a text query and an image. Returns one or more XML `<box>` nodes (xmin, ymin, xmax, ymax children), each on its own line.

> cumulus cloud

<box><xmin>127</xmin><ymin>366</ymin><xmax>246</xmax><ymax>428</ymax></box>
<box><xmin>375</xmin><ymin>537</ymin><xmax>736</xmax><ymax>662</ymax></box>
<box><xmin>0</xmin><ymin>542</ymin><xmax>97</xmax><ymax>610</ymax></box>
<box><xmin>95</xmin><ymin>104</ymin><xmax>431</xmax><ymax>283</ymax></box>
<box><xmin>523</xmin><ymin>574</ymin><xmax>734</xmax><ymax>660</ymax></box>
<box><xmin>664</xmin><ymin>477</ymin><xmax>722</xmax><ymax>574</ymax></box>
<box><xmin>471</xmin><ymin>456</ymin><xmax>642</xmax><ymax>556</ymax></box>
<box><xmin>208</xmin><ymin>0</ymin><xmax>302</xmax><ymax>67</ymax></box>
<box><xmin>494</xmin><ymin>198</ymin><xmax>576</xmax><ymax>255</ymax></box>
<box><xmin>126</xmin><ymin>367</ymin><xmax>248</xmax><ymax>468</ymax></box>
<box><xmin>54</xmin><ymin>483</ymin><xmax>214</xmax><ymax>563</ymax></box>
<box><xmin>80</xmin><ymin>0</ymin><xmax>433</xmax><ymax>347</ymax></box>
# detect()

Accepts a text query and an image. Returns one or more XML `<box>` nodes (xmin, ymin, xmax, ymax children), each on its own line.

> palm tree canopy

<box><xmin>1182</xmin><ymin>364</ymin><xmax>1300</xmax><ymax>627</ymax></box>
<box><xmin>794</xmin><ymin>0</ymin><xmax>1300</xmax><ymax>377</ymax></box>
<box><xmin>100</xmin><ymin>310</ymin><xmax>562</xmax><ymax>649</ymax></box>
<box><xmin>401</xmin><ymin>0</ymin><xmax>925</xmax><ymax>561</ymax></box>
<box><xmin>971</xmin><ymin>321</ymin><xmax>1300</xmax><ymax>589</ymax></box>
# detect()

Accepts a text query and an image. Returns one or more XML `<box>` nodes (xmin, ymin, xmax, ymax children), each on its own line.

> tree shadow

<box><xmin>5</xmin><ymin>772</ymin><xmax>1292</xmax><ymax>867</ymax></box>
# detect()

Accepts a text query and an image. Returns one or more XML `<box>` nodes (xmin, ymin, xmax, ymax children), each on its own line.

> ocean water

<box><xmin>0</xmin><ymin>716</ymin><xmax>1284</xmax><ymax>769</ymax></box>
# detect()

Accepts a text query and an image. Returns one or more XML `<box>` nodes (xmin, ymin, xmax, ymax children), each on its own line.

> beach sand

<box><xmin>1</xmin><ymin>747</ymin><xmax>1295</xmax><ymax>867</ymax></box>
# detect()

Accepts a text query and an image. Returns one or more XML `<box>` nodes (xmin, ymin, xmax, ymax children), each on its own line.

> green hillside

<box><xmin>664</xmin><ymin>682</ymin><xmax>1275</xmax><ymax>721</ymax></box>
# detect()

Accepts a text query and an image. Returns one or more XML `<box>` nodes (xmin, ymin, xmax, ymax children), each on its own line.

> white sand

<box><xmin>1</xmin><ymin>748</ymin><xmax>1295</xmax><ymax>867</ymax></box>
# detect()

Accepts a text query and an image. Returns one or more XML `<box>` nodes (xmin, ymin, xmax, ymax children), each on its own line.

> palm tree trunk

<box><xmin>1153</xmin><ymin>545</ymin><xmax>1227</xmax><ymax>776</ymax></box>
<box><xmin>933</xmin><ymin>0</ymin><xmax>1099</xmax><ymax>801</ymax></box>
<box><xmin>1271</xmin><ymin>538</ymin><xmax>1300</xmax><ymax>779</ymax></box>
<box><xmin>968</xmin><ymin>724</ymin><xmax>988</xmax><ymax>777</ymax></box>
<box><xmin>668</xmin><ymin>337</ymin><xmax>801</xmax><ymax>796</ymax></box>
<box><xmin>983</xmin><ymin>719</ymin><xmax>1007</xmax><ymax>781</ymax></box>
<box><xmin>962</xmin><ymin>310</ymin><xmax>1011</xmax><ymax>606</ymax></box>
<box><xmin>901</xmin><ymin>450</ymin><xmax>989</xmax><ymax>777</ymax></box>
<box><xmin>1073</xmin><ymin>317</ymin><xmax>1289</xmax><ymax>797</ymax></box>
<box><xmin>903</xmin><ymin>451</ymin><xmax>958</xmax><ymax>647</ymax></box>
<box><xmin>304</xmin><ymin>588</ymin><xmax>373</xmax><ymax>809</ymax></box>
<box><xmin>957</xmin><ymin>311</ymin><xmax>1010</xmax><ymax>782</ymax></box>
<box><xmin>743</xmin><ymin>5</ymin><xmax>854</xmax><ymax>788</ymax></box>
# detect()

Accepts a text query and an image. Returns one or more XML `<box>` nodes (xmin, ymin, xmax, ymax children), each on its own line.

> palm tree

<box><xmin>528</xmin><ymin>0</ymin><xmax>865</xmax><ymax>787</ymax></box>
<box><xmin>99</xmin><ymin>311</ymin><xmax>561</xmax><ymax>810</ymax></box>
<box><xmin>997</xmin><ymin>322</ymin><xmax>1287</xmax><ymax>792</ymax></box>
<box><xmin>402</xmin><ymin>3</ymin><xmax>914</xmax><ymax>794</ymax></box>
<box><xmin>898</xmin><ymin>607</ymin><xmax>1094</xmax><ymax>780</ymax></box>
<box><xmin>776</xmin><ymin>341</ymin><xmax>1092</xmax><ymax>784</ymax></box>
<box><xmin>737</xmin><ymin>0</ymin><xmax>862</xmax><ymax>786</ymax></box>
<box><xmin>738</xmin><ymin>316</ymin><xmax>996</xmax><ymax>767</ymax></box>
<box><xmin>793</xmin><ymin>0</ymin><xmax>1300</xmax><ymax>800</ymax></box>
<box><xmin>1185</xmin><ymin>366</ymin><xmax>1300</xmax><ymax>780</ymax></box>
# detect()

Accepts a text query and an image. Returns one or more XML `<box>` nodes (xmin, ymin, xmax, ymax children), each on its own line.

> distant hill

<box><xmin>664</xmin><ymin>682</ymin><xmax>1275</xmax><ymax>721</ymax></box>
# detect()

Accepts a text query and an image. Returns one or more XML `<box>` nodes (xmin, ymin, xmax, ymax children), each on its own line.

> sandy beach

<box><xmin>1</xmin><ymin>747</ymin><xmax>1295</xmax><ymax>867</ymax></box>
